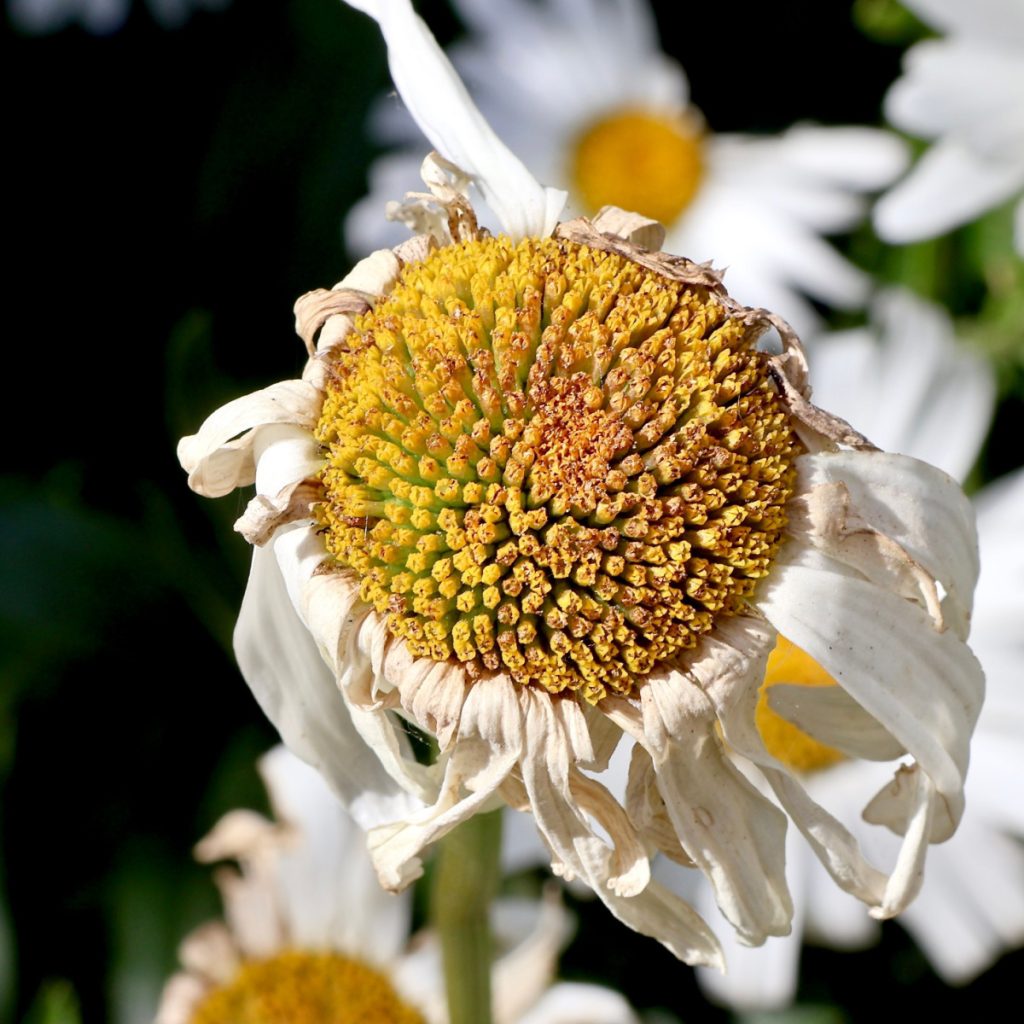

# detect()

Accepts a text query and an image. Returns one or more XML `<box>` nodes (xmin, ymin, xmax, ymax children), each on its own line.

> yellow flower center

<box><xmin>190</xmin><ymin>950</ymin><xmax>425</xmax><ymax>1024</ymax></box>
<box><xmin>755</xmin><ymin>636</ymin><xmax>846</xmax><ymax>773</ymax></box>
<box><xmin>571</xmin><ymin>109</ymin><xmax>704</xmax><ymax>226</ymax></box>
<box><xmin>316</xmin><ymin>236</ymin><xmax>800</xmax><ymax>703</ymax></box>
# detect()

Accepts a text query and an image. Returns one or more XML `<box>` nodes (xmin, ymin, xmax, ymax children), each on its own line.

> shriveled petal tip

<box><xmin>177</xmin><ymin>380</ymin><xmax>321</xmax><ymax>497</ymax></box>
<box><xmin>344</xmin><ymin>0</ymin><xmax>566</xmax><ymax>238</ymax></box>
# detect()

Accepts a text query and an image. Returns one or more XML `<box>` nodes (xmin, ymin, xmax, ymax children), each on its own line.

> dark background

<box><xmin>3</xmin><ymin>1</ymin><xmax>1021</xmax><ymax>1021</ymax></box>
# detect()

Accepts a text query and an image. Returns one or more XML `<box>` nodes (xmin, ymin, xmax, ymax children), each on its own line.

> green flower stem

<box><xmin>431</xmin><ymin>809</ymin><xmax>503</xmax><ymax>1024</ymax></box>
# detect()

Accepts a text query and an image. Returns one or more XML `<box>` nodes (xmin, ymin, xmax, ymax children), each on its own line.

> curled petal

<box><xmin>177</xmin><ymin>381</ymin><xmax>321</xmax><ymax>497</ymax></box>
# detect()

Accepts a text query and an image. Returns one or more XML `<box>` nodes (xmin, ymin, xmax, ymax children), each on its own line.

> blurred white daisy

<box><xmin>179</xmin><ymin>0</ymin><xmax>983</xmax><ymax>970</ymax></box>
<box><xmin>346</xmin><ymin>0</ymin><xmax>908</xmax><ymax>334</ymax></box>
<box><xmin>7</xmin><ymin>0</ymin><xmax>228</xmax><ymax>35</ymax></box>
<box><xmin>673</xmin><ymin>291</ymin><xmax>1024</xmax><ymax>1008</ymax></box>
<box><xmin>157</xmin><ymin>745</ymin><xmax>640</xmax><ymax>1024</ymax></box>
<box><xmin>874</xmin><ymin>0</ymin><xmax>1024</xmax><ymax>253</ymax></box>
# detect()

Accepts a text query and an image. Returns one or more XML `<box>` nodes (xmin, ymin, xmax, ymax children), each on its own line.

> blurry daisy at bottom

<box><xmin>157</xmin><ymin>745</ymin><xmax>642</xmax><ymax>1024</ymax></box>
<box><xmin>655</xmin><ymin>289</ymin><xmax>1023</xmax><ymax>1008</ymax></box>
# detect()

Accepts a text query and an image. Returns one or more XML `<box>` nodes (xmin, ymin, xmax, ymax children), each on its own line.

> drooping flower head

<box><xmin>178</xmin><ymin>0</ymin><xmax>983</xmax><ymax>969</ymax></box>
<box><xmin>157</xmin><ymin>746</ymin><xmax>640</xmax><ymax>1024</ymax></box>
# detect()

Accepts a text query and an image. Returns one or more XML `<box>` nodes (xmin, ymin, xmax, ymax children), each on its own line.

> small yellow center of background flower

<box><xmin>317</xmin><ymin>236</ymin><xmax>799</xmax><ymax>703</ymax></box>
<box><xmin>190</xmin><ymin>950</ymin><xmax>425</xmax><ymax>1024</ymax></box>
<box><xmin>756</xmin><ymin>636</ymin><xmax>846</xmax><ymax>773</ymax></box>
<box><xmin>571</xmin><ymin>109</ymin><xmax>704</xmax><ymax>226</ymax></box>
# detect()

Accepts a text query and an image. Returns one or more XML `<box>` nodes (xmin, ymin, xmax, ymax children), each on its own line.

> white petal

<box><xmin>874</xmin><ymin>139</ymin><xmax>1024</xmax><ymax>244</ymax></box>
<box><xmin>346</xmin><ymin>0</ymin><xmax>566</xmax><ymax>238</ymax></box>
<box><xmin>756</xmin><ymin>549</ymin><xmax>983</xmax><ymax>831</ymax></box>
<box><xmin>367</xmin><ymin>674</ymin><xmax>523</xmax><ymax>891</ymax></box>
<box><xmin>518</xmin><ymin>690</ymin><xmax>722</xmax><ymax>967</ymax></box>
<box><xmin>886</xmin><ymin>41</ymin><xmax>1024</xmax><ymax>157</ymax></box>
<box><xmin>639</xmin><ymin>674</ymin><xmax>792</xmax><ymax>945</ymax></box>
<box><xmin>901</xmin><ymin>0</ymin><xmax>1024</xmax><ymax>44</ymax></box>
<box><xmin>176</xmin><ymin>380</ymin><xmax>321</xmax><ymax>497</ymax></box>
<box><xmin>686</xmin><ymin>615</ymin><xmax>889</xmax><ymax>908</ymax></box>
<box><xmin>345</xmin><ymin>149</ymin><xmax>427</xmax><ymax>256</ymax></box>
<box><xmin>176</xmin><ymin>921</ymin><xmax>240</xmax><ymax>985</ymax></box>
<box><xmin>810</xmin><ymin>289</ymin><xmax>995</xmax><ymax>482</ymax></box>
<box><xmin>257</xmin><ymin>745</ymin><xmax>412</xmax><ymax>961</ymax></box>
<box><xmin>491</xmin><ymin>893</ymin><xmax>572</xmax><ymax>1024</ymax></box>
<box><xmin>864</xmin><ymin>765</ymin><xmax>936</xmax><ymax>918</ymax></box>
<box><xmin>766</xmin><ymin>685</ymin><xmax>905</xmax><ymax>761</ymax></box>
<box><xmin>154</xmin><ymin>972</ymin><xmax>208</xmax><ymax>1024</ymax></box>
<box><xmin>515</xmin><ymin>982</ymin><xmax>639</xmax><ymax>1024</ymax></box>
<box><xmin>794</xmin><ymin>449</ymin><xmax>979</xmax><ymax>636</ymax></box>
<box><xmin>770</xmin><ymin>125</ymin><xmax>909</xmax><ymax>191</ymax></box>
<box><xmin>699</xmin><ymin>934</ymin><xmax>802</xmax><ymax>1010</ymax></box>
<box><xmin>233</xmin><ymin>537</ymin><xmax>421</xmax><ymax>830</ymax></box>
<box><xmin>210</xmin><ymin>864</ymin><xmax>283</xmax><ymax>959</ymax></box>
<box><xmin>901</xmin><ymin>818</ymin><xmax>1024</xmax><ymax>982</ymax></box>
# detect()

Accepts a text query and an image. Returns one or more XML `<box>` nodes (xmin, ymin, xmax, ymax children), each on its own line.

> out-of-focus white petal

<box><xmin>345</xmin><ymin>0</ymin><xmax>566</xmax><ymax>238</ymax></box>
<box><xmin>875</xmin><ymin>138</ymin><xmax>1024</xmax><ymax>244</ymax></box>
<box><xmin>901</xmin><ymin>821</ymin><xmax>1024</xmax><ymax>982</ymax></box>
<box><xmin>515</xmin><ymin>982</ymin><xmax>640</xmax><ymax>1024</ymax></box>
<box><xmin>901</xmin><ymin>0</ymin><xmax>1024</xmax><ymax>43</ymax></box>
<box><xmin>887</xmin><ymin>41</ymin><xmax>1024</xmax><ymax>158</ymax></box>
<box><xmin>257</xmin><ymin>745</ymin><xmax>412</xmax><ymax>962</ymax></box>
<box><xmin>810</xmin><ymin>289</ymin><xmax>995</xmax><ymax>482</ymax></box>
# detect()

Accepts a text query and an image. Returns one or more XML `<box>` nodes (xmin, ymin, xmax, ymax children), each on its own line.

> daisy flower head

<box><xmin>675</xmin><ymin>291</ymin><xmax>1022</xmax><ymax>1008</ymax></box>
<box><xmin>873</xmin><ymin>0</ymin><xmax>1024</xmax><ymax>253</ymax></box>
<box><xmin>346</xmin><ymin>0</ymin><xmax>910</xmax><ymax>335</ymax></box>
<box><xmin>157</xmin><ymin>745</ymin><xmax>640</xmax><ymax>1024</ymax></box>
<box><xmin>178</xmin><ymin>0</ymin><xmax>983</xmax><ymax>969</ymax></box>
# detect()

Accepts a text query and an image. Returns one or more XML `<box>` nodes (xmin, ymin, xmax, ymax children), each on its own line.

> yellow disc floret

<box><xmin>316</xmin><ymin>235</ymin><xmax>800</xmax><ymax>703</ymax></box>
<box><xmin>190</xmin><ymin>950</ymin><xmax>425</xmax><ymax>1024</ymax></box>
<box><xmin>756</xmin><ymin>636</ymin><xmax>846</xmax><ymax>773</ymax></box>
<box><xmin>571</xmin><ymin>109</ymin><xmax>704</xmax><ymax>226</ymax></box>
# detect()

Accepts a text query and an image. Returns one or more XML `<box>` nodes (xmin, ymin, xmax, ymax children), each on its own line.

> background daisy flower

<box><xmin>668</xmin><ymin>290</ymin><xmax>1023</xmax><ymax>1008</ymax></box>
<box><xmin>346</xmin><ymin>0</ymin><xmax>909</xmax><ymax>335</ymax></box>
<box><xmin>178</xmin><ymin>0</ymin><xmax>983</xmax><ymax>971</ymax></box>
<box><xmin>873</xmin><ymin>0</ymin><xmax>1024</xmax><ymax>253</ymax></box>
<box><xmin>158</xmin><ymin>745</ymin><xmax>640</xmax><ymax>1024</ymax></box>
<box><xmin>6</xmin><ymin>0</ymin><xmax>228</xmax><ymax>35</ymax></box>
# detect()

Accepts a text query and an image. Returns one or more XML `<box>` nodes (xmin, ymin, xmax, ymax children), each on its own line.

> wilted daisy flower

<box><xmin>347</xmin><ymin>0</ymin><xmax>908</xmax><ymax>334</ymax></box>
<box><xmin>874</xmin><ymin>0</ymin><xmax>1024</xmax><ymax>253</ymax></box>
<box><xmin>157</xmin><ymin>745</ymin><xmax>639</xmax><ymax>1024</ymax></box>
<box><xmin>178</xmin><ymin>0</ymin><xmax>982</xmax><ymax>967</ymax></box>
<box><xmin>676</xmin><ymin>292</ymin><xmax>1023</xmax><ymax>1008</ymax></box>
